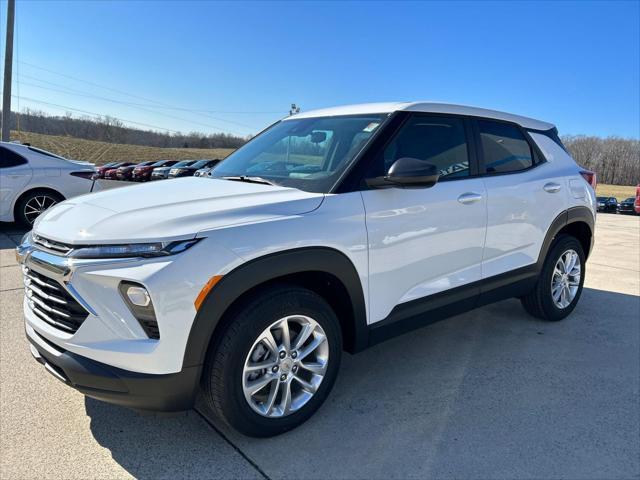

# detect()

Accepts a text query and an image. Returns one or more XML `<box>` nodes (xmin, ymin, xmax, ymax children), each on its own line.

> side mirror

<box><xmin>366</xmin><ymin>157</ymin><xmax>439</xmax><ymax>188</ymax></box>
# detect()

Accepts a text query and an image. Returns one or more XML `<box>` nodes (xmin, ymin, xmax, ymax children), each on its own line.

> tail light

<box><xmin>70</xmin><ymin>171</ymin><xmax>95</xmax><ymax>180</ymax></box>
<box><xmin>579</xmin><ymin>170</ymin><xmax>596</xmax><ymax>190</ymax></box>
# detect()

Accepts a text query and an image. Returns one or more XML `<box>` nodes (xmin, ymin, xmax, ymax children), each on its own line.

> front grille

<box><xmin>23</xmin><ymin>267</ymin><xmax>89</xmax><ymax>333</ymax></box>
<box><xmin>32</xmin><ymin>234</ymin><xmax>73</xmax><ymax>256</ymax></box>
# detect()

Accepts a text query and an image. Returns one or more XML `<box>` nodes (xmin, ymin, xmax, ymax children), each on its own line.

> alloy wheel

<box><xmin>23</xmin><ymin>195</ymin><xmax>58</xmax><ymax>224</ymax></box>
<box><xmin>242</xmin><ymin>315</ymin><xmax>329</xmax><ymax>418</ymax></box>
<box><xmin>551</xmin><ymin>249</ymin><xmax>581</xmax><ymax>309</ymax></box>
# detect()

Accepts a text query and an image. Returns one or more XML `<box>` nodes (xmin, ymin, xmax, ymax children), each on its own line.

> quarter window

<box><xmin>367</xmin><ymin>115</ymin><xmax>470</xmax><ymax>180</ymax></box>
<box><xmin>0</xmin><ymin>147</ymin><xmax>28</xmax><ymax>168</ymax></box>
<box><xmin>478</xmin><ymin>120</ymin><xmax>533</xmax><ymax>174</ymax></box>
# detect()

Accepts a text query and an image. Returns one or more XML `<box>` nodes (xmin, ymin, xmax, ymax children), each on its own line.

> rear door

<box><xmin>475</xmin><ymin>119</ymin><xmax>568</xmax><ymax>279</ymax></box>
<box><xmin>360</xmin><ymin>114</ymin><xmax>487</xmax><ymax>323</ymax></box>
<box><xmin>0</xmin><ymin>146</ymin><xmax>33</xmax><ymax>220</ymax></box>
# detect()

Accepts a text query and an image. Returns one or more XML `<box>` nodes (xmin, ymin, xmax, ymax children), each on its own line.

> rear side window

<box><xmin>478</xmin><ymin>120</ymin><xmax>533</xmax><ymax>174</ymax></box>
<box><xmin>0</xmin><ymin>147</ymin><xmax>28</xmax><ymax>168</ymax></box>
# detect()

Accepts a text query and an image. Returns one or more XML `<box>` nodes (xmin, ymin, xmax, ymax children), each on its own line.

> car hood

<box><xmin>33</xmin><ymin>178</ymin><xmax>324</xmax><ymax>244</ymax></box>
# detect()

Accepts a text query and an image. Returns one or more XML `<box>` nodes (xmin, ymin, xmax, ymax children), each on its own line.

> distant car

<box><xmin>104</xmin><ymin>163</ymin><xmax>134</xmax><ymax>180</ymax></box>
<box><xmin>131</xmin><ymin>160</ymin><xmax>178</xmax><ymax>182</ymax></box>
<box><xmin>93</xmin><ymin>162</ymin><xmax>123</xmax><ymax>180</ymax></box>
<box><xmin>635</xmin><ymin>185</ymin><xmax>640</xmax><ymax>214</ymax></box>
<box><xmin>116</xmin><ymin>161</ymin><xmax>155</xmax><ymax>181</ymax></box>
<box><xmin>0</xmin><ymin>141</ymin><xmax>95</xmax><ymax>225</ymax></box>
<box><xmin>596</xmin><ymin>196</ymin><xmax>618</xmax><ymax>213</ymax></box>
<box><xmin>152</xmin><ymin>160</ymin><xmax>196</xmax><ymax>180</ymax></box>
<box><xmin>169</xmin><ymin>159</ymin><xmax>220</xmax><ymax>178</ymax></box>
<box><xmin>617</xmin><ymin>197</ymin><xmax>638</xmax><ymax>215</ymax></box>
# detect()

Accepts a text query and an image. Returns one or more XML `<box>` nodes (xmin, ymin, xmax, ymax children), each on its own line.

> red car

<box><xmin>635</xmin><ymin>184</ymin><xmax>640</xmax><ymax>214</ymax></box>
<box><xmin>104</xmin><ymin>162</ymin><xmax>134</xmax><ymax>180</ymax></box>
<box><xmin>93</xmin><ymin>162</ymin><xmax>123</xmax><ymax>180</ymax></box>
<box><xmin>131</xmin><ymin>160</ymin><xmax>179</xmax><ymax>182</ymax></box>
<box><xmin>116</xmin><ymin>161</ymin><xmax>155</xmax><ymax>181</ymax></box>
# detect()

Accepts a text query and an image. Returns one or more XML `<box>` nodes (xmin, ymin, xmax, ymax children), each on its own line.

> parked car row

<box><xmin>93</xmin><ymin>159</ymin><xmax>221</xmax><ymax>181</ymax></box>
<box><xmin>596</xmin><ymin>196</ymin><xmax>640</xmax><ymax>215</ymax></box>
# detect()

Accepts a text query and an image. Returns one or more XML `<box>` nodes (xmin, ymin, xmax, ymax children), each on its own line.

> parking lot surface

<box><xmin>1</xmin><ymin>214</ymin><xmax>638</xmax><ymax>479</ymax></box>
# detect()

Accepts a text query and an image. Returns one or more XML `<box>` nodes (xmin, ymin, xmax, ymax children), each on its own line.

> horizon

<box><xmin>1</xmin><ymin>0</ymin><xmax>639</xmax><ymax>139</ymax></box>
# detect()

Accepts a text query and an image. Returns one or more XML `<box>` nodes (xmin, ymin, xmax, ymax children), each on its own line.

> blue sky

<box><xmin>1</xmin><ymin>0</ymin><xmax>638</xmax><ymax>138</ymax></box>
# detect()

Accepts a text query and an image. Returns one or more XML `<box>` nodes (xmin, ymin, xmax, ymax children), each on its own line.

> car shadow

<box><xmin>0</xmin><ymin>222</ymin><xmax>29</xmax><ymax>244</ymax></box>
<box><xmin>85</xmin><ymin>287</ymin><xmax>639</xmax><ymax>479</ymax></box>
<box><xmin>83</xmin><ymin>398</ymin><xmax>262</xmax><ymax>479</ymax></box>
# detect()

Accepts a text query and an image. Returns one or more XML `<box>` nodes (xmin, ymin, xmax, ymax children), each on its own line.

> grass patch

<box><xmin>11</xmin><ymin>131</ymin><xmax>235</xmax><ymax>166</ymax></box>
<box><xmin>596</xmin><ymin>184</ymin><xmax>637</xmax><ymax>200</ymax></box>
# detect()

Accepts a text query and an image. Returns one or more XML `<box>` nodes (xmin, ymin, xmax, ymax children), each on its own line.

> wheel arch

<box><xmin>13</xmin><ymin>187</ymin><xmax>66</xmax><ymax>220</ymax></box>
<box><xmin>538</xmin><ymin>206</ymin><xmax>594</xmax><ymax>267</ymax></box>
<box><xmin>182</xmin><ymin>247</ymin><xmax>368</xmax><ymax>370</ymax></box>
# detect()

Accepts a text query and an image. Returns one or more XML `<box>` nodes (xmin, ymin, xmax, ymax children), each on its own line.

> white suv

<box><xmin>0</xmin><ymin>142</ymin><xmax>95</xmax><ymax>225</ymax></box>
<box><xmin>17</xmin><ymin>103</ymin><xmax>596</xmax><ymax>437</ymax></box>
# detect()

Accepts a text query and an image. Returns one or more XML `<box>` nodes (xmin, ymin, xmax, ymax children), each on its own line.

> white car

<box><xmin>16</xmin><ymin>102</ymin><xmax>596</xmax><ymax>437</ymax></box>
<box><xmin>0</xmin><ymin>142</ymin><xmax>95</xmax><ymax>225</ymax></box>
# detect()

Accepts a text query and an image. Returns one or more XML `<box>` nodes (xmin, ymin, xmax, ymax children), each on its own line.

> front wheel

<box><xmin>203</xmin><ymin>285</ymin><xmax>342</xmax><ymax>437</ymax></box>
<box><xmin>521</xmin><ymin>234</ymin><xmax>586</xmax><ymax>321</ymax></box>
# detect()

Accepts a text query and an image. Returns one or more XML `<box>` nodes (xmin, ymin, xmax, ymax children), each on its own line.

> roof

<box><xmin>285</xmin><ymin>101</ymin><xmax>555</xmax><ymax>131</ymax></box>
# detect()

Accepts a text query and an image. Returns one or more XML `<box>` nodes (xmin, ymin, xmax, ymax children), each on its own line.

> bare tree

<box><xmin>562</xmin><ymin>135</ymin><xmax>640</xmax><ymax>185</ymax></box>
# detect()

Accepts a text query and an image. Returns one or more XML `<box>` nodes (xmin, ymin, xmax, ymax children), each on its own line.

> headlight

<box><xmin>68</xmin><ymin>239</ymin><xmax>200</xmax><ymax>259</ymax></box>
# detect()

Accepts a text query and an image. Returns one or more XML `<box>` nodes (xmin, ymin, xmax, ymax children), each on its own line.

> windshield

<box><xmin>191</xmin><ymin>160</ymin><xmax>210</xmax><ymax>169</ymax></box>
<box><xmin>27</xmin><ymin>146</ymin><xmax>65</xmax><ymax>160</ymax></box>
<box><xmin>211</xmin><ymin>114</ymin><xmax>388</xmax><ymax>193</ymax></box>
<box><xmin>173</xmin><ymin>160</ymin><xmax>193</xmax><ymax>168</ymax></box>
<box><xmin>597</xmin><ymin>197</ymin><xmax>606</xmax><ymax>201</ymax></box>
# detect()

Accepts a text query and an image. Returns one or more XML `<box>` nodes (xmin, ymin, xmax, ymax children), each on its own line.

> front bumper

<box><xmin>26</xmin><ymin>323</ymin><xmax>199</xmax><ymax>411</ymax></box>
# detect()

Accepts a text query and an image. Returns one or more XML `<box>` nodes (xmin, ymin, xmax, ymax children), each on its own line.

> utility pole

<box><xmin>2</xmin><ymin>0</ymin><xmax>15</xmax><ymax>141</ymax></box>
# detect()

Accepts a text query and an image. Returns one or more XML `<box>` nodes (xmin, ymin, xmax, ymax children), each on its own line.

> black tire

<box><xmin>203</xmin><ymin>285</ymin><xmax>342</xmax><ymax>437</ymax></box>
<box><xmin>521</xmin><ymin>234</ymin><xmax>586</xmax><ymax>321</ymax></box>
<box><xmin>15</xmin><ymin>189</ymin><xmax>64</xmax><ymax>226</ymax></box>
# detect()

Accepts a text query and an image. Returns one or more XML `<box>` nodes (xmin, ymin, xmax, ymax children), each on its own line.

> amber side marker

<box><xmin>194</xmin><ymin>275</ymin><xmax>223</xmax><ymax>311</ymax></box>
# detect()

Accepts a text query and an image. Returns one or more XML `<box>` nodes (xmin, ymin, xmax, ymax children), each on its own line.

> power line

<box><xmin>18</xmin><ymin>60</ymin><xmax>284</xmax><ymax>117</ymax></box>
<box><xmin>16</xmin><ymin>78</ymin><xmax>251</xmax><ymax>135</ymax></box>
<box><xmin>13</xmin><ymin>94</ymin><xmax>182</xmax><ymax>133</ymax></box>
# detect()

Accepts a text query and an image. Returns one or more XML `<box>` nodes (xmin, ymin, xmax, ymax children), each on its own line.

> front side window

<box><xmin>0</xmin><ymin>147</ymin><xmax>28</xmax><ymax>168</ymax></box>
<box><xmin>365</xmin><ymin>115</ymin><xmax>470</xmax><ymax>180</ymax></box>
<box><xmin>211</xmin><ymin>114</ymin><xmax>388</xmax><ymax>193</ymax></box>
<box><xmin>478</xmin><ymin>120</ymin><xmax>533</xmax><ymax>174</ymax></box>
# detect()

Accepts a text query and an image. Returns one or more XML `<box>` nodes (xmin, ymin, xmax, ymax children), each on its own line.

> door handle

<box><xmin>543</xmin><ymin>182</ymin><xmax>562</xmax><ymax>193</ymax></box>
<box><xmin>457</xmin><ymin>192</ymin><xmax>483</xmax><ymax>204</ymax></box>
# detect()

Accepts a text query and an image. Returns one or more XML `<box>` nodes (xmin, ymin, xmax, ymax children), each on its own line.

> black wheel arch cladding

<box><xmin>183</xmin><ymin>247</ymin><xmax>368</xmax><ymax>369</ymax></box>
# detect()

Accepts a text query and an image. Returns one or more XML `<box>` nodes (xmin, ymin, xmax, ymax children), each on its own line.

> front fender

<box><xmin>182</xmin><ymin>247</ymin><xmax>368</xmax><ymax>368</ymax></box>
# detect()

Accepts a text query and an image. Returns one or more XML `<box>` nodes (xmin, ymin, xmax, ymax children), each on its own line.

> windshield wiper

<box><xmin>220</xmin><ymin>176</ymin><xmax>278</xmax><ymax>186</ymax></box>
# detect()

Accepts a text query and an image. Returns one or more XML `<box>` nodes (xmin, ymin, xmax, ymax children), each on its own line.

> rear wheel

<box><xmin>521</xmin><ymin>235</ymin><xmax>585</xmax><ymax>321</ymax></box>
<box><xmin>203</xmin><ymin>285</ymin><xmax>342</xmax><ymax>437</ymax></box>
<box><xmin>15</xmin><ymin>190</ymin><xmax>63</xmax><ymax>226</ymax></box>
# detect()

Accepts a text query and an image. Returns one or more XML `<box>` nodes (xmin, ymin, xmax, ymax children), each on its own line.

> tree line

<box><xmin>562</xmin><ymin>135</ymin><xmax>639</xmax><ymax>186</ymax></box>
<box><xmin>2</xmin><ymin>109</ymin><xmax>638</xmax><ymax>185</ymax></box>
<box><xmin>3</xmin><ymin>109</ymin><xmax>249</xmax><ymax>149</ymax></box>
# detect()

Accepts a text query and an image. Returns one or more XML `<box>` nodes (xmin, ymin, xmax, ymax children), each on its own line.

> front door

<box><xmin>360</xmin><ymin>114</ymin><xmax>487</xmax><ymax>323</ymax></box>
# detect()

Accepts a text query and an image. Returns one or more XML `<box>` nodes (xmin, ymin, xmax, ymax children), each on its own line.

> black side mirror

<box><xmin>366</xmin><ymin>157</ymin><xmax>439</xmax><ymax>189</ymax></box>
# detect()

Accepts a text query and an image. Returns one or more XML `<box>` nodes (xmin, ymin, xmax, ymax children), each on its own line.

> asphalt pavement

<box><xmin>1</xmin><ymin>213</ymin><xmax>638</xmax><ymax>479</ymax></box>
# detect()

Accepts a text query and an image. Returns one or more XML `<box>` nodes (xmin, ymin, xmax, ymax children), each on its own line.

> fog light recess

<box><xmin>118</xmin><ymin>281</ymin><xmax>160</xmax><ymax>339</ymax></box>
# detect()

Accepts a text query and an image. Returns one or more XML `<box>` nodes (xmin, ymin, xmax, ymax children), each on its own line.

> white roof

<box><xmin>285</xmin><ymin>101</ymin><xmax>554</xmax><ymax>131</ymax></box>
